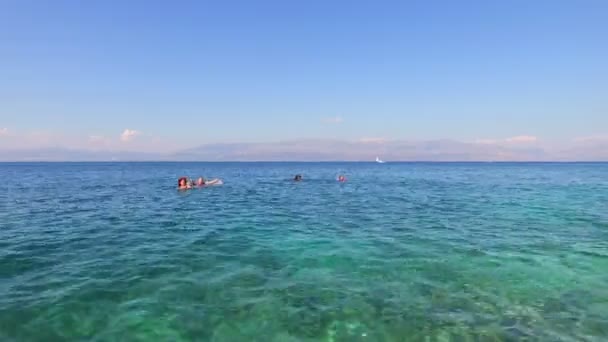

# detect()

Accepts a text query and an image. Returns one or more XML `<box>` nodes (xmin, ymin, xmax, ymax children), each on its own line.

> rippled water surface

<box><xmin>1</xmin><ymin>162</ymin><xmax>607</xmax><ymax>341</ymax></box>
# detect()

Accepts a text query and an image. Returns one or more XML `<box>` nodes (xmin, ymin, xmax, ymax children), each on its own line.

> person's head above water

<box><xmin>294</xmin><ymin>174</ymin><xmax>302</xmax><ymax>181</ymax></box>
<box><xmin>196</xmin><ymin>177</ymin><xmax>205</xmax><ymax>186</ymax></box>
<box><xmin>338</xmin><ymin>175</ymin><xmax>346</xmax><ymax>182</ymax></box>
<box><xmin>178</xmin><ymin>177</ymin><xmax>190</xmax><ymax>189</ymax></box>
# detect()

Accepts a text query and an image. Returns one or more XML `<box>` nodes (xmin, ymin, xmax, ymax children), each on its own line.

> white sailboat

<box><xmin>376</xmin><ymin>156</ymin><xmax>385</xmax><ymax>163</ymax></box>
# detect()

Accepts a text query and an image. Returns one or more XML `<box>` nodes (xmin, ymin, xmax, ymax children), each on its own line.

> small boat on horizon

<box><xmin>376</xmin><ymin>156</ymin><xmax>385</xmax><ymax>163</ymax></box>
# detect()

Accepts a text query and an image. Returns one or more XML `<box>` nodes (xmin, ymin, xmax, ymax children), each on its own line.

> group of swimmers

<box><xmin>178</xmin><ymin>174</ymin><xmax>347</xmax><ymax>189</ymax></box>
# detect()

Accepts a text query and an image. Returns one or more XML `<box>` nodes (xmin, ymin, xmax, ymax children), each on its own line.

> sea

<box><xmin>0</xmin><ymin>162</ymin><xmax>606</xmax><ymax>341</ymax></box>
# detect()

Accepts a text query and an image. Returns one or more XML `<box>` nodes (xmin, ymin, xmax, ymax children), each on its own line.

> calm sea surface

<box><xmin>1</xmin><ymin>162</ymin><xmax>607</xmax><ymax>341</ymax></box>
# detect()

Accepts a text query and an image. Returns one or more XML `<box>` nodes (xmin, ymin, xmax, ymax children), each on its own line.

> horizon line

<box><xmin>0</xmin><ymin>160</ymin><xmax>607</xmax><ymax>163</ymax></box>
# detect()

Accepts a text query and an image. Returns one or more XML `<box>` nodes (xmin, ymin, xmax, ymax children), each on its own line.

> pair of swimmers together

<box><xmin>178</xmin><ymin>177</ymin><xmax>208</xmax><ymax>190</ymax></box>
<box><xmin>178</xmin><ymin>176</ymin><xmax>224</xmax><ymax>190</ymax></box>
<box><xmin>293</xmin><ymin>174</ymin><xmax>347</xmax><ymax>182</ymax></box>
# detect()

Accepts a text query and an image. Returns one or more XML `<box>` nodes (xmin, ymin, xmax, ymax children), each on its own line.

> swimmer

<box><xmin>195</xmin><ymin>177</ymin><xmax>206</xmax><ymax>187</ymax></box>
<box><xmin>178</xmin><ymin>177</ymin><xmax>191</xmax><ymax>190</ymax></box>
<box><xmin>337</xmin><ymin>175</ymin><xmax>347</xmax><ymax>182</ymax></box>
<box><xmin>294</xmin><ymin>174</ymin><xmax>303</xmax><ymax>181</ymax></box>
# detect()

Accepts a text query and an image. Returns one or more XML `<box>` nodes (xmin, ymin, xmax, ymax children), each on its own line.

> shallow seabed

<box><xmin>1</xmin><ymin>162</ymin><xmax>607</xmax><ymax>341</ymax></box>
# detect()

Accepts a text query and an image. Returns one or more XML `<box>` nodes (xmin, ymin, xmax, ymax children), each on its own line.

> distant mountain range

<box><xmin>0</xmin><ymin>139</ymin><xmax>606</xmax><ymax>161</ymax></box>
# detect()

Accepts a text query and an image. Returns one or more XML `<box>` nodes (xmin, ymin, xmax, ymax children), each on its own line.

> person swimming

<box><xmin>294</xmin><ymin>174</ymin><xmax>303</xmax><ymax>181</ymax></box>
<box><xmin>195</xmin><ymin>177</ymin><xmax>206</xmax><ymax>187</ymax></box>
<box><xmin>337</xmin><ymin>175</ymin><xmax>347</xmax><ymax>182</ymax></box>
<box><xmin>178</xmin><ymin>177</ymin><xmax>192</xmax><ymax>190</ymax></box>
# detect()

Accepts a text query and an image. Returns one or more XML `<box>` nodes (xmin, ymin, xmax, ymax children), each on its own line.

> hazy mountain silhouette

<box><xmin>1</xmin><ymin>139</ymin><xmax>606</xmax><ymax>161</ymax></box>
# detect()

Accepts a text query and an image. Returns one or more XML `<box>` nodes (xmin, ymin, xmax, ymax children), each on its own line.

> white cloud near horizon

<box><xmin>321</xmin><ymin>116</ymin><xmax>344</xmax><ymax>124</ymax></box>
<box><xmin>120</xmin><ymin>129</ymin><xmax>141</xmax><ymax>142</ymax></box>
<box><xmin>505</xmin><ymin>135</ymin><xmax>538</xmax><ymax>144</ymax></box>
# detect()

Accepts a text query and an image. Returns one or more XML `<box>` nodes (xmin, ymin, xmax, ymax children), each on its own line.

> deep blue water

<box><xmin>1</xmin><ymin>162</ymin><xmax>607</xmax><ymax>341</ymax></box>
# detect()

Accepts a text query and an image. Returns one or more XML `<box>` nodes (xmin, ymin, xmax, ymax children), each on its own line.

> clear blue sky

<box><xmin>1</xmin><ymin>0</ymin><xmax>607</xmax><ymax>147</ymax></box>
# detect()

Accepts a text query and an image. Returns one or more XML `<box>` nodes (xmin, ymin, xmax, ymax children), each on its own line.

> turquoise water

<box><xmin>1</xmin><ymin>162</ymin><xmax>607</xmax><ymax>341</ymax></box>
